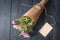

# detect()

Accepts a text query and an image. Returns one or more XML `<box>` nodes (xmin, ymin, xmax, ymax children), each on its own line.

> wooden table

<box><xmin>0</xmin><ymin>0</ymin><xmax>60</xmax><ymax>40</ymax></box>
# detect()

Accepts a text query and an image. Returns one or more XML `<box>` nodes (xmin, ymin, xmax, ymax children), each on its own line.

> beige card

<box><xmin>39</xmin><ymin>22</ymin><xmax>53</xmax><ymax>37</ymax></box>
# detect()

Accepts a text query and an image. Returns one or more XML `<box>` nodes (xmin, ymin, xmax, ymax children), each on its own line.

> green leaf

<box><xmin>16</xmin><ymin>16</ymin><xmax>34</xmax><ymax>33</ymax></box>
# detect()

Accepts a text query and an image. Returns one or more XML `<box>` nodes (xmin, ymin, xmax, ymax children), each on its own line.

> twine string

<box><xmin>42</xmin><ymin>5</ymin><xmax>56</xmax><ymax>26</ymax></box>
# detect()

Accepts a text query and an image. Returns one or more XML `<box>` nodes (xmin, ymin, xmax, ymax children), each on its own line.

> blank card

<box><xmin>39</xmin><ymin>22</ymin><xmax>53</xmax><ymax>37</ymax></box>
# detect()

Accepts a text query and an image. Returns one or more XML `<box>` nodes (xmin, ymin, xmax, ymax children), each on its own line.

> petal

<box><xmin>13</xmin><ymin>25</ymin><xmax>18</xmax><ymax>29</ymax></box>
<box><xmin>12</xmin><ymin>21</ymin><xmax>18</xmax><ymax>29</ymax></box>
<box><xmin>12</xmin><ymin>21</ymin><xmax>16</xmax><ymax>24</ymax></box>
<box><xmin>21</xmin><ymin>32</ymin><xmax>30</xmax><ymax>38</ymax></box>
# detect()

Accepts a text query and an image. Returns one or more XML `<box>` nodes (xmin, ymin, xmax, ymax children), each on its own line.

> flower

<box><xmin>12</xmin><ymin>21</ymin><xmax>18</xmax><ymax>29</ymax></box>
<box><xmin>12</xmin><ymin>21</ymin><xmax>30</xmax><ymax>38</ymax></box>
<box><xmin>21</xmin><ymin>32</ymin><xmax>30</xmax><ymax>38</ymax></box>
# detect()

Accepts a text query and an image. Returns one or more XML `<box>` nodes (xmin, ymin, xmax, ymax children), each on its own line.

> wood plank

<box><xmin>52</xmin><ymin>0</ymin><xmax>60</xmax><ymax>40</ymax></box>
<box><xmin>0</xmin><ymin>0</ymin><xmax>11</xmax><ymax>40</ymax></box>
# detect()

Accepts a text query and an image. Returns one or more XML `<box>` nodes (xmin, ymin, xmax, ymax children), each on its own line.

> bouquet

<box><xmin>12</xmin><ymin>0</ymin><xmax>48</xmax><ymax>38</ymax></box>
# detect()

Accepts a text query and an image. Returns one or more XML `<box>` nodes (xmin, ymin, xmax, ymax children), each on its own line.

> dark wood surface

<box><xmin>0</xmin><ymin>0</ymin><xmax>11</xmax><ymax>40</ymax></box>
<box><xmin>0</xmin><ymin>0</ymin><xmax>60</xmax><ymax>40</ymax></box>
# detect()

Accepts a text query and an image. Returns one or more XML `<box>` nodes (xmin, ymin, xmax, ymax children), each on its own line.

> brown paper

<box><xmin>23</xmin><ymin>0</ymin><xmax>48</xmax><ymax>24</ymax></box>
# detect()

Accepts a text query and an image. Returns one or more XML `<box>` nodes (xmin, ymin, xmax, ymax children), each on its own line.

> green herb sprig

<box><xmin>15</xmin><ymin>16</ymin><xmax>34</xmax><ymax>33</ymax></box>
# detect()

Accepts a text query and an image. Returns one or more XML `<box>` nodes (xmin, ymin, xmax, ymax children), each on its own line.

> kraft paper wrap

<box><xmin>23</xmin><ymin>0</ymin><xmax>48</xmax><ymax>24</ymax></box>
